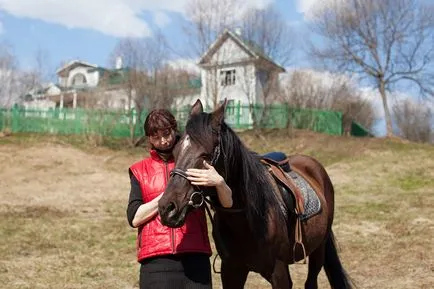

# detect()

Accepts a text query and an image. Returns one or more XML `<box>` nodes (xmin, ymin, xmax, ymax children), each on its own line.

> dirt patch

<box><xmin>0</xmin><ymin>143</ymin><xmax>129</xmax><ymax>215</ymax></box>
<box><xmin>0</xmin><ymin>205</ymin><xmax>68</xmax><ymax>218</ymax></box>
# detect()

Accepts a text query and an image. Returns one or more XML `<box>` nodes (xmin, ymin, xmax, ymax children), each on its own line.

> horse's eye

<box><xmin>200</xmin><ymin>154</ymin><xmax>211</xmax><ymax>161</ymax></box>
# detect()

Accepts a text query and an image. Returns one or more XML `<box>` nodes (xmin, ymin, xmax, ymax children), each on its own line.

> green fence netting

<box><xmin>0</xmin><ymin>103</ymin><xmax>347</xmax><ymax>138</ymax></box>
<box><xmin>350</xmin><ymin>121</ymin><xmax>372</xmax><ymax>137</ymax></box>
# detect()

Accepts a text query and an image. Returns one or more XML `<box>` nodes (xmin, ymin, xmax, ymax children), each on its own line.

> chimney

<box><xmin>115</xmin><ymin>56</ymin><xmax>123</xmax><ymax>70</ymax></box>
<box><xmin>234</xmin><ymin>27</ymin><xmax>242</xmax><ymax>36</ymax></box>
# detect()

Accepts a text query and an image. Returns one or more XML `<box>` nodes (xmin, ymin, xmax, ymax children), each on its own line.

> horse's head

<box><xmin>158</xmin><ymin>99</ymin><xmax>227</xmax><ymax>228</ymax></box>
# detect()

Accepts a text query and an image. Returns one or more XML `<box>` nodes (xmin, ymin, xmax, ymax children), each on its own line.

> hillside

<box><xmin>0</xmin><ymin>130</ymin><xmax>433</xmax><ymax>289</ymax></box>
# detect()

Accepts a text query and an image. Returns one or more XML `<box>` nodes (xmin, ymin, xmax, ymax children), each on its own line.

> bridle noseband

<box><xmin>169</xmin><ymin>142</ymin><xmax>222</xmax><ymax>209</ymax></box>
<box><xmin>169</xmin><ymin>168</ymin><xmax>205</xmax><ymax>208</ymax></box>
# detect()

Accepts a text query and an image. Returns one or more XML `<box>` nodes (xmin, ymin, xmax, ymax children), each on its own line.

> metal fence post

<box><xmin>236</xmin><ymin>101</ymin><xmax>241</xmax><ymax>128</ymax></box>
<box><xmin>11</xmin><ymin>105</ymin><xmax>19</xmax><ymax>133</ymax></box>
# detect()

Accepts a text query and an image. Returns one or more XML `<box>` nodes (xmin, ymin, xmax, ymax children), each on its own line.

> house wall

<box><xmin>200</xmin><ymin>62</ymin><xmax>256</xmax><ymax>109</ymax></box>
<box><xmin>58</xmin><ymin>67</ymin><xmax>100</xmax><ymax>88</ymax></box>
<box><xmin>58</xmin><ymin>76</ymin><xmax>67</xmax><ymax>87</ymax></box>
<box><xmin>101</xmin><ymin>89</ymin><xmax>132</xmax><ymax>110</ymax></box>
<box><xmin>23</xmin><ymin>99</ymin><xmax>56</xmax><ymax>110</ymax></box>
<box><xmin>77</xmin><ymin>88</ymin><xmax>132</xmax><ymax>110</ymax></box>
<box><xmin>67</xmin><ymin>67</ymin><xmax>99</xmax><ymax>87</ymax></box>
<box><xmin>45</xmin><ymin>86</ymin><xmax>62</xmax><ymax>96</ymax></box>
<box><xmin>210</xmin><ymin>37</ymin><xmax>251</xmax><ymax>65</ymax></box>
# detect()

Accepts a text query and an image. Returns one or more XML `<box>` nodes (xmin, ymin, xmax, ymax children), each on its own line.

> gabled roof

<box><xmin>56</xmin><ymin>60</ymin><xmax>98</xmax><ymax>74</ymax></box>
<box><xmin>198</xmin><ymin>29</ymin><xmax>285</xmax><ymax>72</ymax></box>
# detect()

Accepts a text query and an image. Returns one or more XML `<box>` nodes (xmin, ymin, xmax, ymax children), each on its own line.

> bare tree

<box><xmin>393</xmin><ymin>99</ymin><xmax>433</xmax><ymax>143</ymax></box>
<box><xmin>109</xmin><ymin>33</ymin><xmax>171</xmax><ymax>110</ymax></box>
<box><xmin>282</xmin><ymin>69</ymin><xmax>376</xmax><ymax>133</ymax></box>
<box><xmin>308</xmin><ymin>0</ymin><xmax>434</xmax><ymax>137</ymax></box>
<box><xmin>185</xmin><ymin>0</ymin><xmax>293</xmax><ymax>119</ymax></box>
<box><xmin>155</xmin><ymin>65</ymin><xmax>200</xmax><ymax>103</ymax></box>
<box><xmin>109</xmin><ymin>38</ymin><xmax>149</xmax><ymax>145</ymax></box>
<box><xmin>184</xmin><ymin>0</ymin><xmax>242</xmax><ymax>57</ymax></box>
<box><xmin>19</xmin><ymin>48</ymin><xmax>53</xmax><ymax>99</ymax></box>
<box><xmin>185</xmin><ymin>0</ymin><xmax>294</xmax><ymax>64</ymax></box>
<box><xmin>239</xmin><ymin>6</ymin><xmax>293</xmax><ymax>109</ymax></box>
<box><xmin>183</xmin><ymin>0</ymin><xmax>241</xmax><ymax>109</ymax></box>
<box><xmin>0</xmin><ymin>43</ymin><xmax>19</xmax><ymax>108</ymax></box>
<box><xmin>33</xmin><ymin>49</ymin><xmax>53</xmax><ymax>84</ymax></box>
<box><xmin>109</xmin><ymin>34</ymin><xmax>201</xmax><ymax>144</ymax></box>
<box><xmin>240</xmin><ymin>6</ymin><xmax>295</xmax><ymax>67</ymax></box>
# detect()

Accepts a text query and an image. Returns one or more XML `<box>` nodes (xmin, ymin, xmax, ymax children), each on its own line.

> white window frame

<box><xmin>220</xmin><ymin>69</ymin><xmax>236</xmax><ymax>86</ymax></box>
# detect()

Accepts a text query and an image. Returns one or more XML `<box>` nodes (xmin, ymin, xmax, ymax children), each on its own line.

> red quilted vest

<box><xmin>129</xmin><ymin>150</ymin><xmax>212</xmax><ymax>262</ymax></box>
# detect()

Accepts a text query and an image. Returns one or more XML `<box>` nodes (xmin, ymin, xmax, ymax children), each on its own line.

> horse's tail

<box><xmin>324</xmin><ymin>230</ymin><xmax>355</xmax><ymax>289</ymax></box>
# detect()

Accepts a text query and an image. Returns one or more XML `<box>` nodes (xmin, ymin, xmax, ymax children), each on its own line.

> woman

<box><xmin>126</xmin><ymin>109</ymin><xmax>232</xmax><ymax>289</ymax></box>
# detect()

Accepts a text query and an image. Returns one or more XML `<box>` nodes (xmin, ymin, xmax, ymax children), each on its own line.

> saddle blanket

<box><xmin>285</xmin><ymin>170</ymin><xmax>321</xmax><ymax>221</ymax></box>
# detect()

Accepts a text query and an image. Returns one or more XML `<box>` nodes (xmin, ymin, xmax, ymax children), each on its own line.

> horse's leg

<box><xmin>264</xmin><ymin>259</ymin><xmax>292</xmax><ymax>289</ymax></box>
<box><xmin>221</xmin><ymin>259</ymin><xmax>249</xmax><ymax>289</ymax></box>
<box><xmin>304</xmin><ymin>241</ymin><xmax>325</xmax><ymax>289</ymax></box>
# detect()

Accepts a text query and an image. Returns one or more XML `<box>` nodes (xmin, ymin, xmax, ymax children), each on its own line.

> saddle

<box><xmin>261</xmin><ymin>156</ymin><xmax>325</xmax><ymax>263</ymax></box>
<box><xmin>261</xmin><ymin>157</ymin><xmax>306</xmax><ymax>216</ymax></box>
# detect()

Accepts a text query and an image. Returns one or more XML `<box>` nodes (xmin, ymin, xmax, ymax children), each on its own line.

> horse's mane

<box><xmin>186</xmin><ymin>113</ymin><xmax>278</xmax><ymax>240</ymax></box>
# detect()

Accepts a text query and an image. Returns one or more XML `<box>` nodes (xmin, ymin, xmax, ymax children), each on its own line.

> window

<box><xmin>220</xmin><ymin>69</ymin><xmax>236</xmax><ymax>86</ymax></box>
<box><xmin>71</xmin><ymin>73</ymin><xmax>87</xmax><ymax>86</ymax></box>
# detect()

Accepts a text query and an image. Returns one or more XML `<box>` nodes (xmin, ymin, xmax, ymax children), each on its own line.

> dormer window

<box><xmin>220</xmin><ymin>69</ymin><xmax>236</xmax><ymax>86</ymax></box>
<box><xmin>72</xmin><ymin>73</ymin><xmax>87</xmax><ymax>86</ymax></box>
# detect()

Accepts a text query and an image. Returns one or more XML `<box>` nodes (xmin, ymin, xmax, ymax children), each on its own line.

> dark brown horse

<box><xmin>158</xmin><ymin>99</ymin><xmax>354</xmax><ymax>289</ymax></box>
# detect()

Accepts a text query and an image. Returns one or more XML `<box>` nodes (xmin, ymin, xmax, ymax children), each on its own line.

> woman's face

<box><xmin>149</xmin><ymin>128</ymin><xmax>176</xmax><ymax>151</ymax></box>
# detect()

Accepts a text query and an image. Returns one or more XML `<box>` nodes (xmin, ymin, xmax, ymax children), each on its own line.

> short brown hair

<box><xmin>144</xmin><ymin>109</ymin><xmax>177</xmax><ymax>136</ymax></box>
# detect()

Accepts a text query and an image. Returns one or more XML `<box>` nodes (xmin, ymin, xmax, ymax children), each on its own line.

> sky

<box><xmin>0</xmin><ymin>0</ymin><xmax>316</xmax><ymax>72</ymax></box>
<box><xmin>0</xmin><ymin>0</ymin><xmax>432</xmax><ymax>136</ymax></box>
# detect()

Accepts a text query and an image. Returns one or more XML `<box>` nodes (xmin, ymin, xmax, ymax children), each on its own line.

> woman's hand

<box><xmin>186</xmin><ymin>161</ymin><xmax>224</xmax><ymax>187</ymax></box>
<box><xmin>187</xmin><ymin>161</ymin><xmax>233</xmax><ymax>208</ymax></box>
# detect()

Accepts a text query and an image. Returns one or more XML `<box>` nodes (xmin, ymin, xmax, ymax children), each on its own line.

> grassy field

<box><xmin>0</xmin><ymin>130</ymin><xmax>433</xmax><ymax>288</ymax></box>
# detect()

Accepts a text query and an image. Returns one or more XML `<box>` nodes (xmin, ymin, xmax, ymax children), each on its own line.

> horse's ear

<box><xmin>190</xmin><ymin>99</ymin><xmax>203</xmax><ymax>117</ymax></box>
<box><xmin>211</xmin><ymin>98</ymin><xmax>227</xmax><ymax>129</ymax></box>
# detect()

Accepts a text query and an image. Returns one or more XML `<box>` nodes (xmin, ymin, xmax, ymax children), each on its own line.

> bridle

<box><xmin>169</xmin><ymin>143</ymin><xmax>221</xmax><ymax>208</ymax></box>
<box><xmin>169</xmin><ymin>133</ymin><xmax>247</xmax><ymax>273</ymax></box>
<box><xmin>169</xmin><ymin>169</ymin><xmax>207</xmax><ymax>208</ymax></box>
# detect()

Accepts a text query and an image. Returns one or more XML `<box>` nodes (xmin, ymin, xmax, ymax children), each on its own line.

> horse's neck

<box><xmin>226</xmin><ymin>167</ymin><xmax>261</xmax><ymax>212</ymax></box>
<box><xmin>225</xmin><ymin>148</ymin><xmax>256</xmax><ymax>200</ymax></box>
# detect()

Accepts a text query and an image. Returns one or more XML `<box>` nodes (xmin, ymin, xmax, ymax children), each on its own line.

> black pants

<box><xmin>139</xmin><ymin>253</ymin><xmax>212</xmax><ymax>289</ymax></box>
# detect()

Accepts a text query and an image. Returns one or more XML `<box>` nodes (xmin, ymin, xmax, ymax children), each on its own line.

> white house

<box><xmin>23</xmin><ymin>59</ymin><xmax>131</xmax><ymax>111</ymax></box>
<box><xmin>173</xmin><ymin>29</ymin><xmax>285</xmax><ymax>125</ymax></box>
<box><xmin>22</xmin><ymin>83</ymin><xmax>59</xmax><ymax>110</ymax></box>
<box><xmin>57</xmin><ymin>60</ymin><xmax>100</xmax><ymax>88</ymax></box>
<box><xmin>23</xmin><ymin>29</ymin><xmax>285</xmax><ymax>122</ymax></box>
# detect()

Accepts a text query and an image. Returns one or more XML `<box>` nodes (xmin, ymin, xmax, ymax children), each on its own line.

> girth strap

<box><xmin>260</xmin><ymin>159</ymin><xmax>307</xmax><ymax>264</ymax></box>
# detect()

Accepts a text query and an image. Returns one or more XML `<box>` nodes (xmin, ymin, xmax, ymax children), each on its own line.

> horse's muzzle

<box><xmin>159</xmin><ymin>201</ymin><xmax>190</xmax><ymax>228</ymax></box>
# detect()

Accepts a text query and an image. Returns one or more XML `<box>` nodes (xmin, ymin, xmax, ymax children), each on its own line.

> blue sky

<box><xmin>0</xmin><ymin>0</ymin><xmax>432</xmax><ymax>136</ymax></box>
<box><xmin>0</xmin><ymin>0</ymin><xmax>311</xmax><ymax>73</ymax></box>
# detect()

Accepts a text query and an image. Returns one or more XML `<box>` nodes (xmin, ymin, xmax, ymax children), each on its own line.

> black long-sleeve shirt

<box><xmin>126</xmin><ymin>171</ymin><xmax>143</xmax><ymax>227</ymax></box>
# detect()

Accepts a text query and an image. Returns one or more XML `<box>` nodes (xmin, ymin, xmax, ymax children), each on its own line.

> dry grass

<box><xmin>0</xmin><ymin>131</ymin><xmax>433</xmax><ymax>288</ymax></box>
